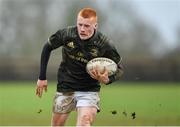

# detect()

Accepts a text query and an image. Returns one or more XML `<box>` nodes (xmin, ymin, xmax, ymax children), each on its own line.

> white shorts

<box><xmin>52</xmin><ymin>92</ymin><xmax>100</xmax><ymax>114</ymax></box>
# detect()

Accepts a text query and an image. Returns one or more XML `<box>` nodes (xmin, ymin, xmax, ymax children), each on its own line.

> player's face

<box><xmin>77</xmin><ymin>16</ymin><xmax>97</xmax><ymax>40</ymax></box>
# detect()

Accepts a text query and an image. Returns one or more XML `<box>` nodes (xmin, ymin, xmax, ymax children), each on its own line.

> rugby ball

<box><xmin>86</xmin><ymin>57</ymin><xmax>117</xmax><ymax>76</ymax></box>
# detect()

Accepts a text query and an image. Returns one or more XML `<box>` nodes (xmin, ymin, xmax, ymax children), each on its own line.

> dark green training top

<box><xmin>39</xmin><ymin>26</ymin><xmax>123</xmax><ymax>92</ymax></box>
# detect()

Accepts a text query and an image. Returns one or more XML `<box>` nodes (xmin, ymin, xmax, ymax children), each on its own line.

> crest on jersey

<box><xmin>90</xmin><ymin>48</ymin><xmax>98</xmax><ymax>57</ymax></box>
<box><xmin>67</xmin><ymin>41</ymin><xmax>75</xmax><ymax>48</ymax></box>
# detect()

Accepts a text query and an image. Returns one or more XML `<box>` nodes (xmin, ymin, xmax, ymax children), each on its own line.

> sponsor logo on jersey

<box><xmin>68</xmin><ymin>54</ymin><xmax>88</xmax><ymax>63</ymax></box>
<box><xmin>77</xmin><ymin>52</ymin><xmax>84</xmax><ymax>57</ymax></box>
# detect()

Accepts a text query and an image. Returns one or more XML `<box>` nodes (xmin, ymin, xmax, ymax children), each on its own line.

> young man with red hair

<box><xmin>36</xmin><ymin>8</ymin><xmax>123</xmax><ymax>126</ymax></box>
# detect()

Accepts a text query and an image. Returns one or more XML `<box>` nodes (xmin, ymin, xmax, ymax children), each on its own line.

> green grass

<box><xmin>0</xmin><ymin>81</ymin><xmax>180</xmax><ymax>126</ymax></box>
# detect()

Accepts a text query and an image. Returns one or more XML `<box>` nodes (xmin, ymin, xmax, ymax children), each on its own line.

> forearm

<box><xmin>38</xmin><ymin>43</ymin><xmax>53</xmax><ymax>80</ymax></box>
<box><xmin>106</xmin><ymin>59</ymin><xmax>124</xmax><ymax>85</ymax></box>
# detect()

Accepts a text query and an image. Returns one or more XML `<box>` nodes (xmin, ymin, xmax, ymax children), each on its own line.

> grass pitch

<box><xmin>0</xmin><ymin>81</ymin><xmax>180</xmax><ymax>126</ymax></box>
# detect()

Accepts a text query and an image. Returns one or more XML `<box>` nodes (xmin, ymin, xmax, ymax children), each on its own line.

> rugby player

<box><xmin>36</xmin><ymin>7</ymin><xmax>123</xmax><ymax>126</ymax></box>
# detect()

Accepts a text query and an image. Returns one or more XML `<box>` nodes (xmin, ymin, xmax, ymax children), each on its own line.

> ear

<box><xmin>94</xmin><ymin>23</ymin><xmax>98</xmax><ymax>29</ymax></box>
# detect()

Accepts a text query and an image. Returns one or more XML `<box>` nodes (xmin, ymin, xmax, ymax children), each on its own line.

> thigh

<box><xmin>75</xmin><ymin>92</ymin><xmax>100</xmax><ymax>126</ymax></box>
<box><xmin>75</xmin><ymin>92</ymin><xmax>100</xmax><ymax>112</ymax></box>
<box><xmin>52</xmin><ymin>92</ymin><xmax>76</xmax><ymax>114</ymax></box>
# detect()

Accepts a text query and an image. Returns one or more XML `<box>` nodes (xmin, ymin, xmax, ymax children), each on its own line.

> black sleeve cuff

<box><xmin>106</xmin><ymin>75</ymin><xmax>116</xmax><ymax>85</ymax></box>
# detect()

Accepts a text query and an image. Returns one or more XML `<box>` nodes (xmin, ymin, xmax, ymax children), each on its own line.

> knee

<box><xmin>52</xmin><ymin>118</ymin><xmax>65</xmax><ymax>126</ymax></box>
<box><xmin>81</xmin><ymin>114</ymin><xmax>91</xmax><ymax>126</ymax></box>
<box><xmin>51</xmin><ymin>113</ymin><xmax>68</xmax><ymax>126</ymax></box>
<box><xmin>80</xmin><ymin>113</ymin><xmax>95</xmax><ymax>126</ymax></box>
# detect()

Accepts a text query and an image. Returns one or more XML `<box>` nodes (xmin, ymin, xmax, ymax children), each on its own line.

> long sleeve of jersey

<box><xmin>38</xmin><ymin>43</ymin><xmax>53</xmax><ymax>80</ymax></box>
<box><xmin>107</xmin><ymin>59</ymin><xmax>124</xmax><ymax>84</ymax></box>
<box><xmin>102</xmin><ymin>40</ymin><xmax>124</xmax><ymax>85</ymax></box>
<box><xmin>38</xmin><ymin>29</ymin><xmax>65</xmax><ymax>80</ymax></box>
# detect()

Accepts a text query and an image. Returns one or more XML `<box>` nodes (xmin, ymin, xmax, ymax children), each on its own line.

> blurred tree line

<box><xmin>0</xmin><ymin>0</ymin><xmax>179</xmax><ymax>81</ymax></box>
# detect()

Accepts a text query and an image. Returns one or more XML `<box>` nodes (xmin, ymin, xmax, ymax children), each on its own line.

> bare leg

<box><xmin>76</xmin><ymin>107</ymin><xmax>97</xmax><ymax>126</ymax></box>
<box><xmin>51</xmin><ymin>112</ymin><xmax>69</xmax><ymax>126</ymax></box>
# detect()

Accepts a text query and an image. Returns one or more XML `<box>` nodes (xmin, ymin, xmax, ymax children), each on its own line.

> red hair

<box><xmin>78</xmin><ymin>8</ymin><xmax>97</xmax><ymax>22</ymax></box>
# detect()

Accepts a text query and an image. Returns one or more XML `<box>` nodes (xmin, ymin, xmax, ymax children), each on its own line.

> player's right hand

<box><xmin>89</xmin><ymin>66</ymin><xmax>109</xmax><ymax>84</ymax></box>
<box><xmin>36</xmin><ymin>79</ymin><xmax>48</xmax><ymax>98</ymax></box>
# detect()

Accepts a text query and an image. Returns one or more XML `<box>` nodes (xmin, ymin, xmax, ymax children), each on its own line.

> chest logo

<box><xmin>67</xmin><ymin>41</ymin><xmax>75</xmax><ymax>48</ymax></box>
<box><xmin>90</xmin><ymin>48</ymin><xmax>98</xmax><ymax>57</ymax></box>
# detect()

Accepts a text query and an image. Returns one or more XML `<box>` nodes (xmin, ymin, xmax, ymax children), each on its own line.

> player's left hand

<box><xmin>89</xmin><ymin>66</ymin><xmax>109</xmax><ymax>84</ymax></box>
